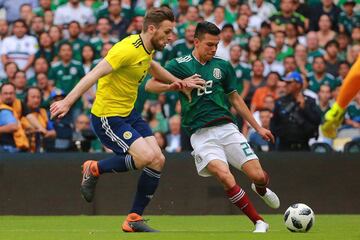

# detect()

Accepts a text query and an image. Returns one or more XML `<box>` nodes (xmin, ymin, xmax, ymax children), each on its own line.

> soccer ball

<box><xmin>284</xmin><ymin>203</ymin><xmax>315</xmax><ymax>232</ymax></box>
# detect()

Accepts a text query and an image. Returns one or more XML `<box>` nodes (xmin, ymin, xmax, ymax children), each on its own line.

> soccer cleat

<box><xmin>251</xmin><ymin>183</ymin><xmax>280</xmax><ymax>209</ymax></box>
<box><xmin>320</xmin><ymin>102</ymin><xmax>346</xmax><ymax>139</ymax></box>
<box><xmin>80</xmin><ymin>160</ymin><xmax>99</xmax><ymax>203</ymax></box>
<box><xmin>253</xmin><ymin>220</ymin><xmax>269</xmax><ymax>233</ymax></box>
<box><xmin>122</xmin><ymin>213</ymin><xmax>159</xmax><ymax>232</ymax></box>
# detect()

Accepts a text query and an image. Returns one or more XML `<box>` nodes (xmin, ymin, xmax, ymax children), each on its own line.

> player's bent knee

<box><xmin>252</xmin><ymin>170</ymin><xmax>267</xmax><ymax>185</ymax></box>
<box><xmin>135</xmin><ymin>149</ymin><xmax>156</xmax><ymax>168</ymax></box>
<box><xmin>148</xmin><ymin>151</ymin><xmax>165</xmax><ymax>169</ymax></box>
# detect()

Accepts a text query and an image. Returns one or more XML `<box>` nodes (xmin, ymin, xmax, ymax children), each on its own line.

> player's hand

<box><xmin>50</xmin><ymin>99</ymin><xmax>71</xmax><ymax>119</ymax></box>
<box><xmin>182</xmin><ymin>74</ymin><xmax>205</xmax><ymax>90</ymax></box>
<box><xmin>257</xmin><ymin>127</ymin><xmax>275</xmax><ymax>143</ymax></box>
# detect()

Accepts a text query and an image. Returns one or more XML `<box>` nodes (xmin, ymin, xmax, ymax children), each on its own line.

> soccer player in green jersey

<box><xmin>146</xmin><ymin>21</ymin><xmax>280</xmax><ymax>233</ymax></box>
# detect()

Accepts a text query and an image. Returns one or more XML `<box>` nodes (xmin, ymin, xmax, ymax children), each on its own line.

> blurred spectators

<box><xmin>166</xmin><ymin>114</ymin><xmax>181</xmax><ymax>153</ymax></box>
<box><xmin>0</xmin><ymin>0</ymin><xmax>38</xmax><ymax>23</ymax></box>
<box><xmin>263</xmin><ymin>46</ymin><xmax>284</xmax><ymax>76</ymax></box>
<box><xmin>50</xmin><ymin>88</ymin><xmax>73</xmax><ymax>152</ymax></box>
<box><xmin>249</xmin><ymin>108</ymin><xmax>273</xmax><ymax>151</ymax></box>
<box><xmin>1</xmin><ymin>19</ymin><xmax>37</xmax><ymax>77</ymax></box>
<box><xmin>154</xmin><ymin>131</ymin><xmax>167</xmax><ymax>151</ymax></box>
<box><xmin>21</xmin><ymin>86</ymin><xmax>56</xmax><ymax>152</ymax></box>
<box><xmin>54</xmin><ymin>0</ymin><xmax>95</xmax><ymax>27</ymax></box>
<box><xmin>0</xmin><ymin>83</ymin><xmax>28</xmax><ymax>152</ymax></box>
<box><xmin>216</xmin><ymin>23</ymin><xmax>236</xmax><ymax>61</ymax></box>
<box><xmin>271</xmin><ymin>72</ymin><xmax>321</xmax><ymax>151</ymax></box>
<box><xmin>307</xmin><ymin>56</ymin><xmax>338</xmax><ymax>93</ymax></box>
<box><xmin>316</xmin><ymin>14</ymin><xmax>336</xmax><ymax>48</ymax></box>
<box><xmin>309</xmin><ymin>0</ymin><xmax>341</xmax><ymax>32</ymax></box>
<box><xmin>251</xmin><ymin>71</ymin><xmax>280</xmax><ymax>112</ymax></box>
<box><xmin>14</xmin><ymin>70</ymin><xmax>27</xmax><ymax>100</ymax></box>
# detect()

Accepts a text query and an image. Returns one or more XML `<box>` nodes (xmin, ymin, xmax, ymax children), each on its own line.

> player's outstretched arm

<box><xmin>145</xmin><ymin>78</ymin><xmax>178</xmax><ymax>93</ymax></box>
<box><xmin>149</xmin><ymin>61</ymin><xmax>179</xmax><ymax>84</ymax></box>
<box><xmin>50</xmin><ymin>59</ymin><xmax>113</xmax><ymax>119</ymax></box>
<box><xmin>228</xmin><ymin>91</ymin><xmax>275</xmax><ymax>143</ymax></box>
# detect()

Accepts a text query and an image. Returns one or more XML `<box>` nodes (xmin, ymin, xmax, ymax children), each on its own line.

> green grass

<box><xmin>0</xmin><ymin>215</ymin><xmax>359</xmax><ymax>240</ymax></box>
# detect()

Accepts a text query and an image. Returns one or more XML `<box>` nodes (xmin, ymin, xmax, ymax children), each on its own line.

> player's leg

<box><xmin>190</xmin><ymin>126</ymin><xmax>267</xmax><ymax>232</ymax></box>
<box><xmin>321</xmin><ymin>56</ymin><xmax>360</xmax><ymax>138</ymax></box>
<box><xmin>220</xmin><ymin>124</ymin><xmax>280</xmax><ymax>209</ymax></box>
<box><xmin>81</xmin><ymin>115</ymin><xmax>156</xmax><ymax>203</ymax></box>
<box><xmin>122</xmin><ymin>112</ymin><xmax>164</xmax><ymax>232</ymax></box>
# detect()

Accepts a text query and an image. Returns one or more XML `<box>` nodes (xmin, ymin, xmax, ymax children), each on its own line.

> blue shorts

<box><xmin>91</xmin><ymin>109</ymin><xmax>153</xmax><ymax>154</ymax></box>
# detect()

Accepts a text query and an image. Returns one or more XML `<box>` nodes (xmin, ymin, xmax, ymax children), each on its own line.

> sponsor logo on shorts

<box><xmin>123</xmin><ymin>131</ymin><xmax>132</xmax><ymax>140</ymax></box>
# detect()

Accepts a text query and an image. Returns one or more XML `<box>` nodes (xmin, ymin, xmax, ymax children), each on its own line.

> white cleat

<box><xmin>253</xmin><ymin>220</ymin><xmax>269</xmax><ymax>233</ymax></box>
<box><xmin>251</xmin><ymin>183</ymin><xmax>280</xmax><ymax>209</ymax></box>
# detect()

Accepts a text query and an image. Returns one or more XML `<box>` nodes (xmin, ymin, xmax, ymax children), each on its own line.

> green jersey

<box><xmin>269</xmin><ymin>12</ymin><xmax>305</xmax><ymax>30</ymax></box>
<box><xmin>346</xmin><ymin>101</ymin><xmax>360</xmax><ymax>122</ymax></box>
<box><xmin>307</xmin><ymin>48</ymin><xmax>325</xmax><ymax>64</ymax></box>
<box><xmin>162</xmin><ymin>39</ymin><xmax>194</xmax><ymax>66</ymax></box>
<box><xmin>232</xmin><ymin>62</ymin><xmax>251</xmax><ymax>94</ymax></box>
<box><xmin>49</xmin><ymin>60</ymin><xmax>85</xmax><ymax>94</ymax></box>
<box><xmin>50</xmin><ymin>60</ymin><xmax>85</xmax><ymax>109</ymax></box>
<box><xmin>89</xmin><ymin>36</ymin><xmax>118</xmax><ymax>59</ymax></box>
<box><xmin>276</xmin><ymin>45</ymin><xmax>294</xmax><ymax>62</ymax></box>
<box><xmin>165</xmin><ymin>54</ymin><xmax>238</xmax><ymax>135</ymax></box>
<box><xmin>307</xmin><ymin>72</ymin><xmax>339</xmax><ymax>93</ymax></box>
<box><xmin>59</xmin><ymin>38</ymin><xmax>87</xmax><ymax>62</ymax></box>
<box><xmin>338</xmin><ymin>11</ymin><xmax>360</xmax><ymax>35</ymax></box>
<box><xmin>234</xmin><ymin>32</ymin><xmax>252</xmax><ymax>49</ymax></box>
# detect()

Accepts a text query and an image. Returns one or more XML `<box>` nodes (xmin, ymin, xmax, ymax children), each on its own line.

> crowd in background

<box><xmin>0</xmin><ymin>0</ymin><xmax>359</xmax><ymax>153</ymax></box>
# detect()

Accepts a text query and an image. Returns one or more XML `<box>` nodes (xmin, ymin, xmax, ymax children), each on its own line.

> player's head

<box><xmin>194</xmin><ymin>21</ymin><xmax>221</xmax><ymax>61</ymax></box>
<box><xmin>143</xmin><ymin>7</ymin><xmax>175</xmax><ymax>51</ymax></box>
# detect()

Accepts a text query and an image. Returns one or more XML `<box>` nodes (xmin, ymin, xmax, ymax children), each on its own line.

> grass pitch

<box><xmin>1</xmin><ymin>215</ymin><xmax>359</xmax><ymax>240</ymax></box>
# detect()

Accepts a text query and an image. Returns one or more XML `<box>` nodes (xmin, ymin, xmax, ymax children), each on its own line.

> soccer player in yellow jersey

<box><xmin>321</xmin><ymin>55</ymin><xmax>360</xmax><ymax>138</ymax></box>
<box><xmin>50</xmin><ymin>7</ymin><xmax>203</xmax><ymax>232</ymax></box>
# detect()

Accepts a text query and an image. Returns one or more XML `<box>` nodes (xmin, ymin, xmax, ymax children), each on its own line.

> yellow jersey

<box><xmin>91</xmin><ymin>34</ymin><xmax>153</xmax><ymax>117</ymax></box>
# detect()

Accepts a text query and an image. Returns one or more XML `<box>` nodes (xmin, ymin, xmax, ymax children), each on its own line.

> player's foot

<box><xmin>80</xmin><ymin>160</ymin><xmax>99</xmax><ymax>203</ymax></box>
<box><xmin>253</xmin><ymin>220</ymin><xmax>269</xmax><ymax>233</ymax></box>
<box><xmin>122</xmin><ymin>213</ymin><xmax>159</xmax><ymax>232</ymax></box>
<box><xmin>251</xmin><ymin>183</ymin><xmax>280</xmax><ymax>209</ymax></box>
<box><xmin>320</xmin><ymin>102</ymin><xmax>346</xmax><ymax>139</ymax></box>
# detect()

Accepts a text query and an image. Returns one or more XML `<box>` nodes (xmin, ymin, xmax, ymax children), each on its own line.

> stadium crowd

<box><xmin>0</xmin><ymin>0</ymin><xmax>359</xmax><ymax>153</ymax></box>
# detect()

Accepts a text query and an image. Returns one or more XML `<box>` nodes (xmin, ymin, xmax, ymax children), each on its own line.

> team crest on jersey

<box><xmin>123</xmin><ymin>131</ymin><xmax>132</xmax><ymax>140</ymax></box>
<box><xmin>213</xmin><ymin>68</ymin><xmax>221</xmax><ymax>79</ymax></box>
<box><xmin>70</xmin><ymin>67</ymin><xmax>77</xmax><ymax>75</ymax></box>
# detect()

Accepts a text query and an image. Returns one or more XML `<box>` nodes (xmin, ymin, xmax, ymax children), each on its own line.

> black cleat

<box><xmin>80</xmin><ymin>160</ymin><xmax>99</xmax><ymax>202</ymax></box>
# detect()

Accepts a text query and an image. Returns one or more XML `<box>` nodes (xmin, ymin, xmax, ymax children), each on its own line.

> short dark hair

<box><xmin>325</xmin><ymin>39</ymin><xmax>339</xmax><ymax>50</ymax></box>
<box><xmin>143</xmin><ymin>7</ymin><xmax>175</xmax><ymax>32</ymax></box>
<box><xmin>313</xmin><ymin>56</ymin><xmax>325</xmax><ymax>64</ymax></box>
<box><xmin>24</xmin><ymin>86</ymin><xmax>43</xmax><ymax>104</ymax></box>
<box><xmin>68</xmin><ymin>21</ymin><xmax>81</xmax><ymax>28</ymax></box>
<box><xmin>97</xmin><ymin>17</ymin><xmax>110</xmax><ymax>25</ymax></box>
<box><xmin>13</xmin><ymin>19</ymin><xmax>28</xmax><ymax>29</ymax></box>
<box><xmin>0</xmin><ymin>82</ymin><xmax>16</xmax><ymax>93</ymax></box>
<box><xmin>194</xmin><ymin>21</ymin><xmax>220</xmax><ymax>39</ymax></box>
<box><xmin>221</xmin><ymin>23</ymin><xmax>234</xmax><ymax>32</ymax></box>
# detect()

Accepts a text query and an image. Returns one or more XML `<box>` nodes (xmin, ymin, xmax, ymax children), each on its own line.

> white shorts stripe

<box><xmin>100</xmin><ymin>117</ymin><xmax>129</xmax><ymax>153</ymax></box>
